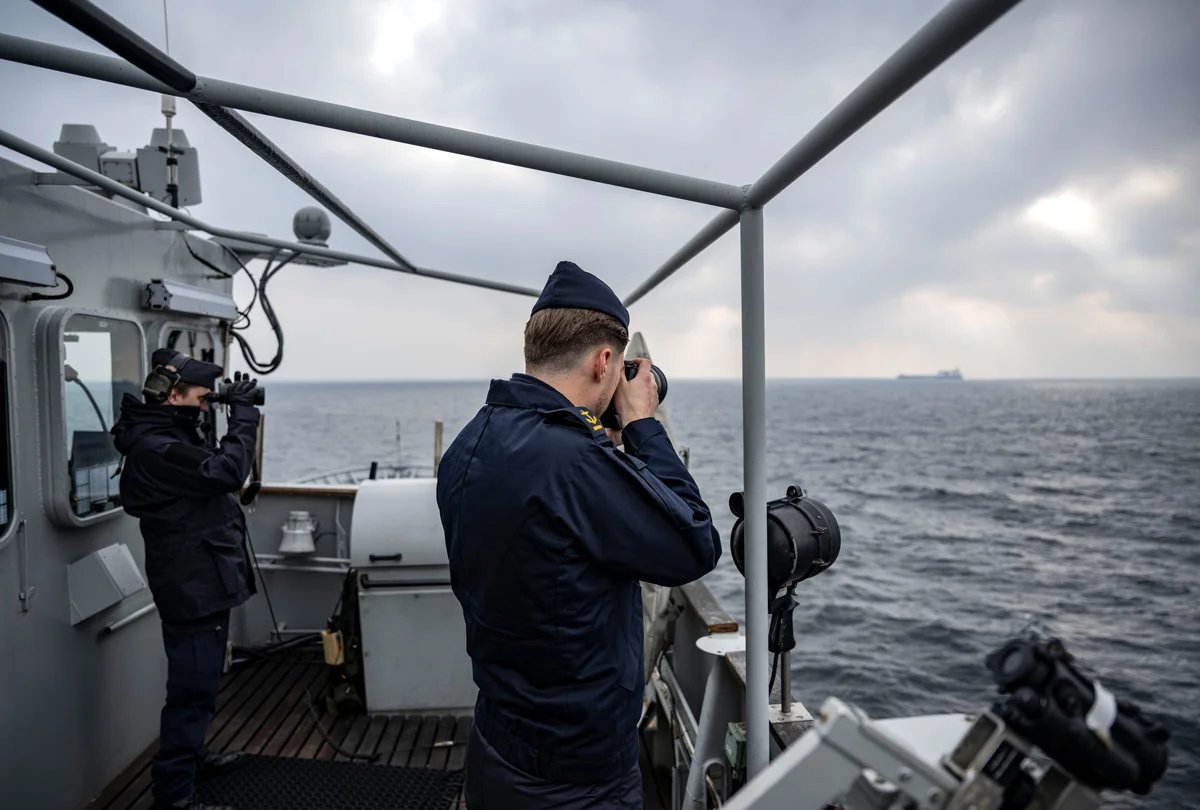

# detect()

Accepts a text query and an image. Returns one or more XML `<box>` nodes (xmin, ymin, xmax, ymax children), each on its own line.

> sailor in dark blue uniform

<box><xmin>111</xmin><ymin>349</ymin><xmax>261</xmax><ymax>810</ymax></box>
<box><xmin>437</xmin><ymin>261</ymin><xmax>722</xmax><ymax>808</ymax></box>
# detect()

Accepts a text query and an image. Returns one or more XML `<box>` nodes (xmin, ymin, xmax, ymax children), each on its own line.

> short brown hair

<box><xmin>524</xmin><ymin>307</ymin><xmax>629</xmax><ymax>372</ymax></box>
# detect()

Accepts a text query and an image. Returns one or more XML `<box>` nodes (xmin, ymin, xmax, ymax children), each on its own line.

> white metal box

<box><xmin>358</xmin><ymin>586</ymin><xmax>476</xmax><ymax>711</ymax></box>
<box><xmin>67</xmin><ymin>543</ymin><xmax>147</xmax><ymax>625</ymax></box>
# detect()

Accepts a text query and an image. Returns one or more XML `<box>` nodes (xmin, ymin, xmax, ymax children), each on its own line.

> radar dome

<box><xmin>292</xmin><ymin>207</ymin><xmax>331</xmax><ymax>244</ymax></box>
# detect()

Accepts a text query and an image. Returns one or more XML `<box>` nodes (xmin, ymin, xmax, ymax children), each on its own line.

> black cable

<box><xmin>303</xmin><ymin>686</ymin><xmax>378</xmax><ymax>762</ymax></box>
<box><xmin>25</xmin><ymin>271</ymin><xmax>74</xmax><ymax>301</ymax></box>
<box><xmin>224</xmin><ymin>243</ymin><xmax>261</xmax><ymax>323</ymax></box>
<box><xmin>329</xmin><ymin>578</ymin><xmax>345</xmax><ymax>622</ymax></box>
<box><xmin>769</xmin><ymin>652</ymin><xmax>780</xmax><ymax>694</ymax></box>
<box><xmin>244</xmin><ymin>524</ymin><xmax>282</xmax><ymax>642</ymax></box>
<box><xmin>180</xmin><ymin>235</ymin><xmax>261</xmax><ymax>317</ymax></box>
<box><xmin>231</xmin><ymin>257</ymin><xmax>279</xmax><ymax>373</ymax></box>
<box><xmin>69</xmin><ymin>378</ymin><xmax>109</xmax><ymax>432</ymax></box>
<box><xmin>232</xmin><ymin>330</ymin><xmax>277</xmax><ymax>376</ymax></box>
<box><xmin>232</xmin><ymin>250</ymin><xmax>296</xmax><ymax>375</ymax></box>
<box><xmin>181</xmin><ymin>235</ymin><xmax>234</xmax><ymax>279</ymax></box>
<box><xmin>179</xmin><ymin>236</ymin><xmax>260</xmax><ymax>335</ymax></box>
<box><xmin>178</xmin><ymin>235</ymin><xmax>266</xmax><ymax>325</ymax></box>
<box><xmin>231</xmin><ymin>632</ymin><xmax>321</xmax><ymax>664</ymax></box>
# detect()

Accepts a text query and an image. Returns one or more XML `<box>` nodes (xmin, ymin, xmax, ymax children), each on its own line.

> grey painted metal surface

<box><xmin>103</xmin><ymin>601</ymin><xmax>158</xmax><ymax>635</ymax></box>
<box><xmin>685</xmin><ymin>635</ymin><xmax>745</xmax><ymax>809</ymax></box>
<box><xmin>739</xmin><ymin>206</ymin><xmax>770</xmax><ymax>778</ymax></box>
<box><xmin>0</xmin><ymin>34</ymin><xmax>745</xmax><ymax>210</ymax></box>
<box><xmin>143</xmin><ymin>277</ymin><xmax>240</xmax><ymax>320</ymax></box>
<box><xmin>720</xmin><ymin>701</ymin><xmax>1011</xmax><ymax>810</ymax></box>
<box><xmin>66</xmin><ymin>542</ymin><xmax>147</xmax><ymax>625</ymax></box>
<box><xmin>781</xmin><ymin>650</ymin><xmax>792</xmax><ymax>715</ymax></box>
<box><xmin>0</xmin><ymin>233</ymin><xmax>57</xmax><ymax>287</ymax></box>
<box><xmin>0</xmin><ymin>31</ymin><xmax>182</xmax><ymax>94</ymax></box>
<box><xmin>0</xmin><ymin>127</ymin><xmax>539</xmax><ymax>298</ymax></box>
<box><xmin>34</xmin><ymin>304</ymin><xmax>146</xmax><ymax>528</ymax></box>
<box><xmin>0</xmin><ymin>154</ymin><xmax>237</xmax><ymax>809</ymax></box>
<box><xmin>358</xmin><ymin>587</ymin><xmax>476</xmax><ymax>712</ymax></box>
<box><xmin>237</xmin><ymin>489</ymin><xmax>356</xmax><ymax>644</ymax></box>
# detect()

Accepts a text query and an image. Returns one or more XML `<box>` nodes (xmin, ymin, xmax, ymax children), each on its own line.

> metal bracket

<box><xmin>16</xmin><ymin>519</ymin><xmax>35</xmax><ymax>612</ymax></box>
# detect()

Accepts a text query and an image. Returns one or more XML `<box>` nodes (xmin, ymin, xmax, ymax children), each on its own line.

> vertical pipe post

<box><xmin>739</xmin><ymin>206</ymin><xmax>769</xmax><ymax>778</ymax></box>
<box><xmin>253</xmin><ymin>413</ymin><xmax>266</xmax><ymax>483</ymax></box>
<box><xmin>781</xmin><ymin>652</ymin><xmax>792</xmax><ymax>715</ymax></box>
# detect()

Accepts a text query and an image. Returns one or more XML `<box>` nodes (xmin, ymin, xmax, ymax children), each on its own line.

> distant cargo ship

<box><xmin>897</xmin><ymin>368</ymin><xmax>963</xmax><ymax>380</ymax></box>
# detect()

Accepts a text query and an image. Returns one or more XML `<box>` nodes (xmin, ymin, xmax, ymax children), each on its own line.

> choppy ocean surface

<box><xmin>261</xmin><ymin>378</ymin><xmax>1199</xmax><ymax>808</ymax></box>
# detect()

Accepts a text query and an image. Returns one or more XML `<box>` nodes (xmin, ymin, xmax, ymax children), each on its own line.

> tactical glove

<box><xmin>224</xmin><ymin>375</ymin><xmax>259</xmax><ymax>406</ymax></box>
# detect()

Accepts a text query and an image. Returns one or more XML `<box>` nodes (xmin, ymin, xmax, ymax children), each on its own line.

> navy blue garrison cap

<box><xmin>151</xmin><ymin>348</ymin><xmax>223</xmax><ymax>387</ymax></box>
<box><xmin>531</xmin><ymin>261</ymin><xmax>629</xmax><ymax>328</ymax></box>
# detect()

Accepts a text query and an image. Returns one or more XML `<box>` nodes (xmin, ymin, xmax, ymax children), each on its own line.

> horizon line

<box><xmin>250</xmin><ymin>374</ymin><xmax>1200</xmax><ymax>384</ymax></box>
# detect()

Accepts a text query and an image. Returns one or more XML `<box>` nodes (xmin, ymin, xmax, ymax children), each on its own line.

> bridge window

<box><xmin>62</xmin><ymin>314</ymin><xmax>142</xmax><ymax>519</ymax></box>
<box><xmin>162</xmin><ymin>326</ymin><xmax>217</xmax><ymax>363</ymax></box>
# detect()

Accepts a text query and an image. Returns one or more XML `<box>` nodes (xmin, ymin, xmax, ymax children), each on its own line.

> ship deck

<box><xmin>86</xmin><ymin>648</ymin><xmax>668</xmax><ymax>810</ymax></box>
<box><xmin>86</xmin><ymin>649</ymin><xmax>472</xmax><ymax>810</ymax></box>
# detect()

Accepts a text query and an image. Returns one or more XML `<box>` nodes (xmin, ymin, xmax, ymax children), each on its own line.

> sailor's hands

<box><xmin>225</xmin><ymin>372</ymin><xmax>259</xmax><ymax>406</ymax></box>
<box><xmin>613</xmin><ymin>358</ymin><xmax>658</xmax><ymax>424</ymax></box>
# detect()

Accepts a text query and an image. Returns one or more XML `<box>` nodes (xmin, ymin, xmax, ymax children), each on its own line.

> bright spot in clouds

<box><xmin>369</xmin><ymin>0</ymin><xmax>445</xmax><ymax>76</ymax></box>
<box><xmin>1024</xmin><ymin>190</ymin><xmax>1100</xmax><ymax>242</ymax></box>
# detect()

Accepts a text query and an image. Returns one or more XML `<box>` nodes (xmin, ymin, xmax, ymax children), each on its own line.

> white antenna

<box><xmin>161</xmin><ymin>0</ymin><xmax>171</xmax><ymax>54</ymax></box>
<box><xmin>160</xmin><ymin>0</ymin><xmax>178</xmax><ymax>206</ymax></box>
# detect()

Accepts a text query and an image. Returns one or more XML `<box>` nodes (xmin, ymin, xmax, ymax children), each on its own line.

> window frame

<box><xmin>157</xmin><ymin>322</ymin><xmax>221</xmax><ymax>366</ymax></box>
<box><xmin>36</xmin><ymin>306</ymin><xmax>146</xmax><ymax>529</ymax></box>
<box><xmin>0</xmin><ymin>311</ymin><xmax>16</xmax><ymax>550</ymax></box>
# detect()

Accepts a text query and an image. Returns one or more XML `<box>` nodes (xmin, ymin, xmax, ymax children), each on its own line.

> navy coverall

<box><xmin>111</xmin><ymin>394</ymin><xmax>259</xmax><ymax>805</ymax></box>
<box><xmin>437</xmin><ymin>374</ymin><xmax>721</xmax><ymax>808</ymax></box>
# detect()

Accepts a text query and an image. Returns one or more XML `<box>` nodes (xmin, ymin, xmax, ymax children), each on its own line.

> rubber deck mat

<box><xmin>195</xmin><ymin>755</ymin><xmax>464</xmax><ymax>810</ymax></box>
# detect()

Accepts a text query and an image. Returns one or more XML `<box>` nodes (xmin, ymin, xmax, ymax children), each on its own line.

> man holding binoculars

<box><xmin>111</xmin><ymin>348</ymin><xmax>262</xmax><ymax>810</ymax></box>
<box><xmin>438</xmin><ymin>261</ymin><xmax>723</xmax><ymax>808</ymax></box>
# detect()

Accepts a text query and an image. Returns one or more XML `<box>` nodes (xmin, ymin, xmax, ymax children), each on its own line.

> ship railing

<box><xmin>0</xmin><ymin>0</ymin><xmax>1023</xmax><ymax>777</ymax></box>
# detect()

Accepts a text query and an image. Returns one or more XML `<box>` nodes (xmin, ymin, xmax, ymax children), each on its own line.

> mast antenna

<box><xmin>160</xmin><ymin>0</ymin><xmax>178</xmax><ymax>207</ymax></box>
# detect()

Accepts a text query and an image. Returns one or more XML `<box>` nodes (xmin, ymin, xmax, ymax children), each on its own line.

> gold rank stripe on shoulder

<box><xmin>577</xmin><ymin>408</ymin><xmax>604</xmax><ymax>431</ymax></box>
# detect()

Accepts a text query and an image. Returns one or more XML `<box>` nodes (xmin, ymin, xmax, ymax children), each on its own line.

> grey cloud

<box><xmin>1</xmin><ymin>0</ymin><xmax>1196</xmax><ymax>379</ymax></box>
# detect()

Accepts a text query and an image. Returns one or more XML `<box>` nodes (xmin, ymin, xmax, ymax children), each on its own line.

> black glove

<box><xmin>224</xmin><ymin>373</ymin><xmax>259</xmax><ymax>406</ymax></box>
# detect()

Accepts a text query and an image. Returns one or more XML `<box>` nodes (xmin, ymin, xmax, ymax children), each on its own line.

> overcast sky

<box><xmin>2</xmin><ymin>0</ymin><xmax>1197</xmax><ymax>380</ymax></box>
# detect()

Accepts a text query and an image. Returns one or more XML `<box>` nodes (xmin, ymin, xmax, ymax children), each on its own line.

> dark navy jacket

<box><xmin>437</xmin><ymin>374</ymin><xmax>721</xmax><ymax>783</ymax></box>
<box><xmin>111</xmin><ymin>394</ymin><xmax>259</xmax><ymax>624</ymax></box>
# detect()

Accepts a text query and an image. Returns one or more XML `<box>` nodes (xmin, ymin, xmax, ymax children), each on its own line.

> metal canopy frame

<box><xmin>1</xmin><ymin>0</ymin><xmax>1022</xmax><ymax>780</ymax></box>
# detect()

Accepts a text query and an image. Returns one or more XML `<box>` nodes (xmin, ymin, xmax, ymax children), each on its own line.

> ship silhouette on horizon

<box><xmin>897</xmin><ymin>368</ymin><xmax>964</xmax><ymax>380</ymax></box>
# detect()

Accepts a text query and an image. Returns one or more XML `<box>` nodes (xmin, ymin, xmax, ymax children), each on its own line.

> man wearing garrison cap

<box><xmin>437</xmin><ymin>261</ymin><xmax>722</xmax><ymax>808</ymax></box>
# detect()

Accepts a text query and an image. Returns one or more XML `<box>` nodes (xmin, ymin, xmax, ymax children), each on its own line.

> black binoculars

<box><xmin>206</xmin><ymin>379</ymin><xmax>265</xmax><ymax>406</ymax></box>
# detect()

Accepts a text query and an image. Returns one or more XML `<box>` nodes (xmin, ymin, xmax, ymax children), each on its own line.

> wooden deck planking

<box><xmin>87</xmin><ymin>651</ymin><xmax>470</xmax><ymax>810</ymax></box>
<box><xmin>388</xmin><ymin>714</ymin><xmax>423</xmax><ymax>767</ymax></box>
